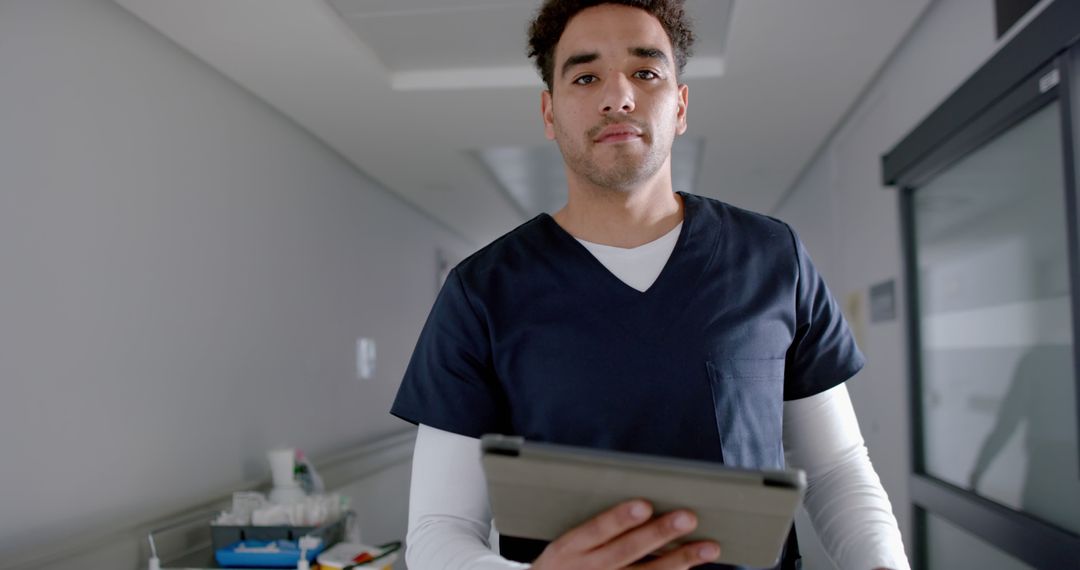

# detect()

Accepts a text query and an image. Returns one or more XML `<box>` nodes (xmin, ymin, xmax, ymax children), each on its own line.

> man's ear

<box><xmin>541</xmin><ymin>90</ymin><xmax>556</xmax><ymax>140</ymax></box>
<box><xmin>676</xmin><ymin>83</ymin><xmax>689</xmax><ymax>136</ymax></box>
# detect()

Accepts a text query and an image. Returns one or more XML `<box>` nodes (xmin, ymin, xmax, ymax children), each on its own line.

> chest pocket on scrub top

<box><xmin>706</xmin><ymin>357</ymin><xmax>785</xmax><ymax>470</ymax></box>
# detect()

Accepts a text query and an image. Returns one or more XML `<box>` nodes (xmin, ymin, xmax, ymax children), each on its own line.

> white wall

<box><xmin>0</xmin><ymin>0</ymin><xmax>471</xmax><ymax>559</ymax></box>
<box><xmin>773</xmin><ymin>0</ymin><xmax>1052</xmax><ymax>566</ymax></box>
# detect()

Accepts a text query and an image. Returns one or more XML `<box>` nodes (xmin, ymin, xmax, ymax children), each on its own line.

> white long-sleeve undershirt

<box><xmin>404</xmin><ymin>224</ymin><xmax>909</xmax><ymax>570</ymax></box>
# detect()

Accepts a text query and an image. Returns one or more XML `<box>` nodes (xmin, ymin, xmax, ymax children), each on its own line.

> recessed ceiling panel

<box><xmin>330</xmin><ymin>1</ymin><xmax>539</xmax><ymax>71</ymax></box>
<box><xmin>329</xmin><ymin>0</ymin><xmax>731</xmax><ymax>75</ymax></box>
<box><xmin>685</xmin><ymin>0</ymin><xmax>732</xmax><ymax>60</ymax></box>
<box><xmin>329</xmin><ymin>0</ymin><xmax>535</xmax><ymax>18</ymax></box>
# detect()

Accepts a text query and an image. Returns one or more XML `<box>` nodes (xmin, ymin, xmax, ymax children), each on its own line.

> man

<box><xmin>391</xmin><ymin>1</ymin><xmax>910</xmax><ymax>569</ymax></box>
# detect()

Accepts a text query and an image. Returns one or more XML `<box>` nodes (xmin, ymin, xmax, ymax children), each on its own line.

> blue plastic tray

<box><xmin>214</xmin><ymin>539</ymin><xmax>325</xmax><ymax>568</ymax></box>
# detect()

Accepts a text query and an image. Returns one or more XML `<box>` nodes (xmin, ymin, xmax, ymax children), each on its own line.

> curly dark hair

<box><xmin>527</xmin><ymin>0</ymin><xmax>695</xmax><ymax>91</ymax></box>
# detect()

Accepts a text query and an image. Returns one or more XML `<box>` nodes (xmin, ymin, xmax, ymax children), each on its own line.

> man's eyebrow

<box><xmin>560</xmin><ymin>52</ymin><xmax>599</xmax><ymax>78</ymax></box>
<box><xmin>630</xmin><ymin>47</ymin><xmax>670</xmax><ymax>67</ymax></box>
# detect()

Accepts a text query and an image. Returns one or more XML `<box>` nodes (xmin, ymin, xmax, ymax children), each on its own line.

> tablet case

<box><xmin>481</xmin><ymin>434</ymin><xmax>806</xmax><ymax>568</ymax></box>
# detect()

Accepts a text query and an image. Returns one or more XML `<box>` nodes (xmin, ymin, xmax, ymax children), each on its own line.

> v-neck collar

<box><xmin>575</xmin><ymin>220</ymin><xmax>682</xmax><ymax>254</ymax></box>
<box><xmin>534</xmin><ymin>192</ymin><xmax>723</xmax><ymax>344</ymax></box>
<box><xmin>574</xmin><ymin>221</ymin><xmax>682</xmax><ymax>295</ymax></box>
<box><xmin>539</xmin><ymin>192</ymin><xmax>712</xmax><ymax>295</ymax></box>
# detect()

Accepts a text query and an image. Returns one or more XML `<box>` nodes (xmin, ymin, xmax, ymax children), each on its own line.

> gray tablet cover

<box><xmin>481</xmin><ymin>434</ymin><xmax>806</xmax><ymax>568</ymax></box>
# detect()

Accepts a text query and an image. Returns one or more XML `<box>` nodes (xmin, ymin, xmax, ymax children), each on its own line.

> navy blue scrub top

<box><xmin>391</xmin><ymin>192</ymin><xmax>864</xmax><ymax>570</ymax></box>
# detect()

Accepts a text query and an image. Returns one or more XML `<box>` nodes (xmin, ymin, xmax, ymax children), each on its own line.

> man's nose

<box><xmin>599</xmin><ymin>74</ymin><xmax>635</xmax><ymax>114</ymax></box>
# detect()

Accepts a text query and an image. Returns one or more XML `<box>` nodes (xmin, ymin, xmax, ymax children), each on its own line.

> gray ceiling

<box><xmin>114</xmin><ymin>0</ymin><xmax>931</xmax><ymax>246</ymax></box>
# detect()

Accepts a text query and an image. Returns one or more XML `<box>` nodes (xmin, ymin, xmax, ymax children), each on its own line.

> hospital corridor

<box><xmin>2</xmin><ymin>0</ymin><xmax>1079</xmax><ymax>568</ymax></box>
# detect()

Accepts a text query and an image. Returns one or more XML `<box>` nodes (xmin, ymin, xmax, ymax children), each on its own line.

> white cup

<box><xmin>268</xmin><ymin>448</ymin><xmax>298</xmax><ymax>488</ymax></box>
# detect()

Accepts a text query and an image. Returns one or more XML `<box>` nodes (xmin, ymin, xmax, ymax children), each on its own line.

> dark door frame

<box><xmin>883</xmin><ymin>1</ymin><xmax>1080</xmax><ymax>566</ymax></box>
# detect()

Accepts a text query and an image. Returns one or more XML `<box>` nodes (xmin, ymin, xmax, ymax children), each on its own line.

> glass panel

<box><xmin>924</xmin><ymin>511</ymin><xmax>1035</xmax><ymax>569</ymax></box>
<box><xmin>914</xmin><ymin>101</ymin><xmax>1080</xmax><ymax>534</ymax></box>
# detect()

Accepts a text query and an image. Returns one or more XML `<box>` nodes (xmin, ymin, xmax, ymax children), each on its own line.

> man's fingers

<box><xmin>587</xmin><ymin>510</ymin><xmax>699</xmax><ymax>569</ymax></box>
<box><xmin>630</xmin><ymin>541</ymin><xmax>722</xmax><ymax>570</ymax></box>
<box><xmin>539</xmin><ymin>503</ymin><xmax>717</xmax><ymax>570</ymax></box>
<box><xmin>554</xmin><ymin>499</ymin><xmax>653</xmax><ymax>554</ymax></box>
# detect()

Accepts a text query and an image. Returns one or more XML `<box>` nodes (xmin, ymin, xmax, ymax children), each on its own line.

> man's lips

<box><xmin>594</xmin><ymin>124</ymin><xmax>643</xmax><ymax>143</ymax></box>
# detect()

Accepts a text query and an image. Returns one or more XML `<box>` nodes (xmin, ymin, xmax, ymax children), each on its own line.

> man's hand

<box><xmin>530</xmin><ymin>500</ymin><xmax>722</xmax><ymax>570</ymax></box>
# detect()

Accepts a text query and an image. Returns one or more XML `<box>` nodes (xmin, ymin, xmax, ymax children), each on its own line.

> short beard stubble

<box><xmin>553</xmin><ymin>115</ymin><xmax>675</xmax><ymax>193</ymax></box>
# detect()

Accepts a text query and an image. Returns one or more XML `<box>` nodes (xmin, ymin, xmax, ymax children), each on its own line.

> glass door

<box><xmin>910</xmin><ymin>99</ymin><xmax>1080</xmax><ymax>534</ymax></box>
<box><xmin>883</xmin><ymin>5</ymin><xmax>1080</xmax><ymax>565</ymax></box>
<box><xmin>896</xmin><ymin>52</ymin><xmax>1080</xmax><ymax>567</ymax></box>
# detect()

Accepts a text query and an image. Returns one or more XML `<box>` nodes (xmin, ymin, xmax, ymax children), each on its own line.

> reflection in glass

<box><xmin>914</xmin><ymin>102</ymin><xmax>1080</xmax><ymax>534</ymax></box>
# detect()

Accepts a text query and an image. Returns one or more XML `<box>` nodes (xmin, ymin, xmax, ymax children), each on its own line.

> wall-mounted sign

<box><xmin>870</xmin><ymin>279</ymin><xmax>897</xmax><ymax>323</ymax></box>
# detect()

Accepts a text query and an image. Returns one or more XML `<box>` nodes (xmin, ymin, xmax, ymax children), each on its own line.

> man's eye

<box><xmin>573</xmin><ymin>75</ymin><xmax>597</xmax><ymax>85</ymax></box>
<box><xmin>634</xmin><ymin>70</ymin><xmax>659</xmax><ymax>80</ymax></box>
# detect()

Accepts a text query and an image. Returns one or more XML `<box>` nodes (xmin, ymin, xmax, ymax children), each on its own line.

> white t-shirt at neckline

<box><xmin>574</xmin><ymin>222</ymin><xmax>682</xmax><ymax>292</ymax></box>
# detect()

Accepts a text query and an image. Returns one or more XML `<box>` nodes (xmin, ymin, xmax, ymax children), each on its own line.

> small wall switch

<box><xmin>356</xmin><ymin>337</ymin><xmax>376</xmax><ymax>380</ymax></box>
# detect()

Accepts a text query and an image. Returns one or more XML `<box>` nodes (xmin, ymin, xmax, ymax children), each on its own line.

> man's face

<box><xmin>541</xmin><ymin>4</ymin><xmax>688</xmax><ymax>192</ymax></box>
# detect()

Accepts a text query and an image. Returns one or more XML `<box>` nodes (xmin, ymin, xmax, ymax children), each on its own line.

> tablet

<box><xmin>480</xmin><ymin>434</ymin><xmax>806</xmax><ymax>568</ymax></box>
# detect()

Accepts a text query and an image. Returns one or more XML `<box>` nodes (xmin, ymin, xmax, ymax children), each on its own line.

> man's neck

<box><xmin>552</xmin><ymin>174</ymin><xmax>684</xmax><ymax>248</ymax></box>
